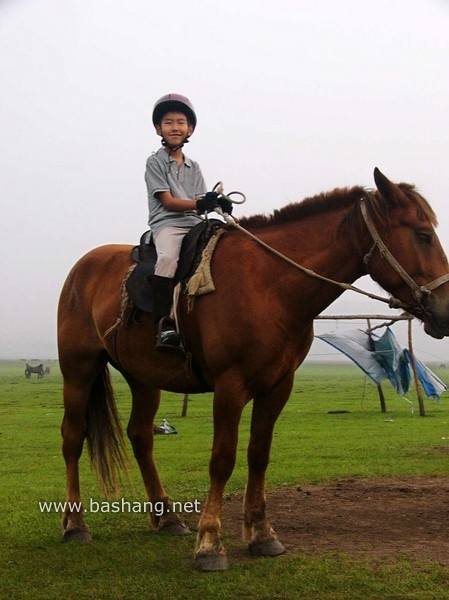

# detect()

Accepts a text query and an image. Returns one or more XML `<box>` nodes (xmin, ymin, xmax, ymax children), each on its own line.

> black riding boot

<box><xmin>150</xmin><ymin>275</ymin><xmax>182</xmax><ymax>352</ymax></box>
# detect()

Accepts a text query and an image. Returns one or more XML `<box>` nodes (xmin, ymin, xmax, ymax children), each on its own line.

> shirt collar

<box><xmin>158</xmin><ymin>146</ymin><xmax>192</xmax><ymax>168</ymax></box>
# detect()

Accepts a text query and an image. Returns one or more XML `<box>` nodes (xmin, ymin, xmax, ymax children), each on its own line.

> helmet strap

<box><xmin>161</xmin><ymin>136</ymin><xmax>190</xmax><ymax>152</ymax></box>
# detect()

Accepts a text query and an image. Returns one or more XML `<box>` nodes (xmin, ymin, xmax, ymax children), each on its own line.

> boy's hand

<box><xmin>196</xmin><ymin>192</ymin><xmax>220</xmax><ymax>214</ymax></box>
<box><xmin>217</xmin><ymin>198</ymin><xmax>233</xmax><ymax>214</ymax></box>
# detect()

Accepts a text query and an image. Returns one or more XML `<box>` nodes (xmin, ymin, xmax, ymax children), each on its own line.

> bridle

<box><xmin>359</xmin><ymin>197</ymin><xmax>449</xmax><ymax>315</ymax></box>
<box><xmin>215</xmin><ymin>186</ymin><xmax>449</xmax><ymax>316</ymax></box>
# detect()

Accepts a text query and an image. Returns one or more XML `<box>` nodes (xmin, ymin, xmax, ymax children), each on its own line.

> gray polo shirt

<box><xmin>145</xmin><ymin>147</ymin><xmax>207</xmax><ymax>233</ymax></box>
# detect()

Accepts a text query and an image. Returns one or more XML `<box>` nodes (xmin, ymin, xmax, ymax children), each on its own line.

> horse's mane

<box><xmin>238</xmin><ymin>183</ymin><xmax>437</xmax><ymax>230</ymax></box>
<box><xmin>238</xmin><ymin>187</ymin><xmax>365</xmax><ymax>229</ymax></box>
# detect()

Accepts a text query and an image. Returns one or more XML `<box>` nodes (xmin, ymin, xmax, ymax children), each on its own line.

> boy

<box><xmin>145</xmin><ymin>93</ymin><xmax>231</xmax><ymax>351</ymax></box>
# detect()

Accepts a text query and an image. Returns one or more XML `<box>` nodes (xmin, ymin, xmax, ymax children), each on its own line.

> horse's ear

<box><xmin>373</xmin><ymin>167</ymin><xmax>399</xmax><ymax>205</ymax></box>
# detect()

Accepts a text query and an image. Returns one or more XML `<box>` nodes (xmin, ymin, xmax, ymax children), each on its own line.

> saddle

<box><xmin>125</xmin><ymin>220</ymin><xmax>225</xmax><ymax>314</ymax></box>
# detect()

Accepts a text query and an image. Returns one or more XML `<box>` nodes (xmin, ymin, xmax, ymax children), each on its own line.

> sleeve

<box><xmin>145</xmin><ymin>156</ymin><xmax>170</xmax><ymax>199</ymax></box>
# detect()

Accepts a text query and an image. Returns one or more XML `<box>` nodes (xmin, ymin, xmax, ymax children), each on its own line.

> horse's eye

<box><xmin>416</xmin><ymin>231</ymin><xmax>432</xmax><ymax>245</ymax></box>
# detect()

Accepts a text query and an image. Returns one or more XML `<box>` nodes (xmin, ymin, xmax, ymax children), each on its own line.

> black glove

<box><xmin>218</xmin><ymin>197</ymin><xmax>233</xmax><ymax>215</ymax></box>
<box><xmin>196</xmin><ymin>191</ymin><xmax>220</xmax><ymax>214</ymax></box>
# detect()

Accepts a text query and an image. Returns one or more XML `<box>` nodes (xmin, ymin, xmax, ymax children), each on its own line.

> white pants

<box><xmin>153</xmin><ymin>225</ymin><xmax>191</xmax><ymax>278</ymax></box>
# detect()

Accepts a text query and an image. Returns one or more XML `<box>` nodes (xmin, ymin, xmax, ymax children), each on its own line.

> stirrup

<box><xmin>156</xmin><ymin>318</ymin><xmax>184</xmax><ymax>354</ymax></box>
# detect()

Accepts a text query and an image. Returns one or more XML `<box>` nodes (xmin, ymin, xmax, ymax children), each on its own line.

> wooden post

<box><xmin>376</xmin><ymin>381</ymin><xmax>387</xmax><ymax>413</ymax></box>
<box><xmin>181</xmin><ymin>393</ymin><xmax>189</xmax><ymax>417</ymax></box>
<box><xmin>367</xmin><ymin>318</ymin><xmax>387</xmax><ymax>413</ymax></box>
<box><xmin>407</xmin><ymin>318</ymin><xmax>426</xmax><ymax>416</ymax></box>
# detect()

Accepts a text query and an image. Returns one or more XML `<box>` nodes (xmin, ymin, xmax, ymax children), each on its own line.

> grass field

<box><xmin>1</xmin><ymin>359</ymin><xmax>449</xmax><ymax>599</ymax></box>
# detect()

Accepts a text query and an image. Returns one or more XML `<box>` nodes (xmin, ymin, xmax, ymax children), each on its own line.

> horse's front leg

<box><xmin>194</xmin><ymin>380</ymin><xmax>248</xmax><ymax>571</ymax></box>
<box><xmin>126</xmin><ymin>380</ymin><xmax>189</xmax><ymax>535</ymax></box>
<box><xmin>243</xmin><ymin>376</ymin><xmax>293</xmax><ymax>557</ymax></box>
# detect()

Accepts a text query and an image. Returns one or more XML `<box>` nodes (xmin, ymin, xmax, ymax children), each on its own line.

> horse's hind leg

<box><xmin>126</xmin><ymin>379</ymin><xmax>189</xmax><ymax>535</ymax></box>
<box><xmin>243</xmin><ymin>377</ymin><xmax>293</xmax><ymax>557</ymax></box>
<box><xmin>60</xmin><ymin>359</ymin><xmax>104</xmax><ymax>543</ymax></box>
<box><xmin>59</xmin><ymin>345</ymin><xmax>107</xmax><ymax>543</ymax></box>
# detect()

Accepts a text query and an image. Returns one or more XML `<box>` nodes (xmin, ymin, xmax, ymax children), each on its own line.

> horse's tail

<box><xmin>85</xmin><ymin>366</ymin><xmax>128</xmax><ymax>497</ymax></box>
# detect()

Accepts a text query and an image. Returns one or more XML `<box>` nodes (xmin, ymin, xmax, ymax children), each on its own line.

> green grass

<box><xmin>1</xmin><ymin>360</ymin><xmax>449</xmax><ymax>599</ymax></box>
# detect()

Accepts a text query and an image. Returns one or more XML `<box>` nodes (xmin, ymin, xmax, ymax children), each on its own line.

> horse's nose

<box><xmin>423</xmin><ymin>295</ymin><xmax>449</xmax><ymax>339</ymax></box>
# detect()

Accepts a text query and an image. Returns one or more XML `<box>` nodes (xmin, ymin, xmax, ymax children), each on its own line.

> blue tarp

<box><xmin>371</xmin><ymin>328</ymin><xmax>411</xmax><ymax>396</ymax></box>
<box><xmin>315</xmin><ymin>328</ymin><xmax>386</xmax><ymax>384</ymax></box>
<box><xmin>403</xmin><ymin>348</ymin><xmax>448</xmax><ymax>401</ymax></box>
<box><xmin>316</xmin><ymin>327</ymin><xmax>447</xmax><ymax>400</ymax></box>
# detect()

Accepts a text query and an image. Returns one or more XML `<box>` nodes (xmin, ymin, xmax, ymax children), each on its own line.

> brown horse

<box><xmin>58</xmin><ymin>168</ymin><xmax>449</xmax><ymax>570</ymax></box>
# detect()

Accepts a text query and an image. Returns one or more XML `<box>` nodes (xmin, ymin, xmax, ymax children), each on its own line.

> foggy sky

<box><xmin>1</xmin><ymin>0</ymin><xmax>449</xmax><ymax>363</ymax></box>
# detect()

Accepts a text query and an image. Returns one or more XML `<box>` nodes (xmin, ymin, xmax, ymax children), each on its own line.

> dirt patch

<box><xmin>219</xmin><ymin>477</ymin><xmax>449</xmax><ymax>565</ymax></box>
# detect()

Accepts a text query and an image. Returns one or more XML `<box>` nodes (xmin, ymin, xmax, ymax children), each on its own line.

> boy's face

<box><xmin>156</xmin><ymin>111</ymin><xmax>193</xmax><ymax>146</ymax></box>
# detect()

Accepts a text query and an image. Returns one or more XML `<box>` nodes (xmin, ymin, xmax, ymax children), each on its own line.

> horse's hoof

<box><xmin>62</xmin><ymin>529</ymin><xmax>92</xmax><ymax>544</ymax></box>
<box><xmin>194</xmin><ymin>554</ymin><xmax>229</xmax><ymax>571</ymax></box>
<box><xmin>249</xmin><ymin>538</ymin><xmax>285</xmax><ymax>557</ymax></box>
<box><xmin>158</xmin><ymin>522</ymin><xmax>190</xmax><ymax>536</ymax></box>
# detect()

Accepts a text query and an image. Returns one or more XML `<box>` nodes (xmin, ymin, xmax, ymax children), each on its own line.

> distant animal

<box><xmin>57</xmin><ymin>168</ymin><xmax>449</xmax><ymax>570</ymax></box>
<box><xmin>25</xmin><ymin>363</ymin><xmax>44</xmax><ymax>378</ymax></box>
<box><xmin>44</xmin><ymin>366</ymin><xmax>51</xmax><ymax>375</ymax></box>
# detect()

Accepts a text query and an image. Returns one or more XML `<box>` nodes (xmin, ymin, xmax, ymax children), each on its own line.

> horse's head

<box><xmin>362</xmin><ymin>168</ymin><xmax>449</xmax><ymax>339</ymax></box>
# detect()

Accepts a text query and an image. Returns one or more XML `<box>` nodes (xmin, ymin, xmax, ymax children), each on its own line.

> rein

<box><xmin>219</xmin><ymin>196</ymin><xmax>449</xmax><ymax>314</ymax></box>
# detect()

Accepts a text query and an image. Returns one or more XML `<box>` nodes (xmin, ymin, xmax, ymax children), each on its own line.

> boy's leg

<box><xmin>150</xmin><ymin>274</ymin><xmax>180</xmax><ymax>349</ymax></box>
<box><xmin>151</xmin><ymin>226</ymin><xmax>189</xmax><ymax>351</ymax></box>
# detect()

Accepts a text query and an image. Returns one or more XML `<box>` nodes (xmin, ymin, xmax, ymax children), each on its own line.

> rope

<box><xmin>209</xmin><ymin>182</ymin><xmax>449</xmax><ymax>318</ymax></box>
<box><xmin>221</xmin><ymin>212</ymin><xmax>404</xmax><ymax>309</ymax></box>
<box><xmin>215</xmin><ymin>192</ymin><xmax>449</xmax><ymax>314</ymax></box>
